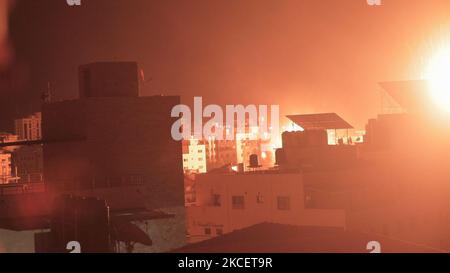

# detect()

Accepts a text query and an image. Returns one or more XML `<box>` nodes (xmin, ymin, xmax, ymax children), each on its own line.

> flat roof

<box><xmin>173</xmin><ymin>222</ymin><xmax>443</xmax><ymax>253</ymax></box>
<box><xmin>287</xmin><ymin>113</ymin><xmax>353</xmax><ymax>130</ymax></box>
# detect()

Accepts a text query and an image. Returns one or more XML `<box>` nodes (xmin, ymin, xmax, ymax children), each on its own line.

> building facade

<box><xmin>182</xmin><ymin>138</ymin><xmax>207</xmax><ymax>173</ymax></box>
<box><xmin>42</xmin><ymin>62</ymin><xmax>186</xmax><ymax>252</ymax></box>
<box><xmin>14</xmin><ymin>112</ymin><xmax>42</xmax><ymax>141</ymax></box>
<box><xmin>186</xmin><ymin>171</ymin><xmax>346</xmax><ymax>243</ymax></box>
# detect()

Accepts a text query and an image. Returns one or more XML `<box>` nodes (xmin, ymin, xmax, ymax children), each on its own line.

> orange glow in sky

<box><xmin>425</xmin><ymin>47</ymin><xmax>450</xmax><ymax>112</ymax></box>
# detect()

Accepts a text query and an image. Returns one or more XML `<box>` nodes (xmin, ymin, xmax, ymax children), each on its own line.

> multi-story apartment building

<box><xmin>182</xmin><ymin>138</ymin><xmax>207</xmax><ymax>173</ymax></box>
<box><xmin>186</xmin><ymin>170</ymin><xmax>345</xmax><ymax>243</ymax></box>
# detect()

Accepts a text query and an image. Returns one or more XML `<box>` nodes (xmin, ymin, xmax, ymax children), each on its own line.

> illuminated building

<box><xmin>0</xmin><ymin>132</ymin><xmax>19</xmax><ymax>143</ymax></box>
<box><xmin>0</xmin><ymin>153</ymin><xmax>12</xmax><ymax>184</ymax></box>
<box><xmin>0</xmin><ymin>132</ymin><xmax>19</xmax><ymax>153</ymax></box>
<box><xmin>204</xmin><ymin>138</ymin><xmax>238</xmax><ymax>170</ymax></box>
<box><xmin>202</xmin><ymin>119</ymin><xmax>275</xmax><ymax>171</ymax></box>
<box><xmin>182</xmin><ymin>138</ymin><xmax>207</xmax><ymax>173</ymax></box>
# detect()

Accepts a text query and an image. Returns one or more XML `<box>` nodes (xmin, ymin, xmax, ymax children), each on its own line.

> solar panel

<box><xmin>286</xmin><ymin>113</ymin><xmax>353</xmax><ymax>130</ymax></box>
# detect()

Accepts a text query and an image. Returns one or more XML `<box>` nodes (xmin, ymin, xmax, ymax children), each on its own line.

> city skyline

<box><xmin>2</xmin><ymin>0</ymin><xmax>450</xmax><ymax>260</ymax></box>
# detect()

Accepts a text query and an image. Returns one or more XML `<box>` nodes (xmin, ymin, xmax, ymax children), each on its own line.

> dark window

<box><xmin>23</xmin><ymin>124</ymin><xmax>28</xmax><ymax>139</ymax></box>
<box><xmin>212</xmin><ymin>194</ymin><xmax>221</xmax><ymax>206</ymax></box>
<box><xmin>256</xmin><ymin>192</ymin><xmax>264</xmax><ymax>204</ymax></box>
<box><xmin>232</xmin><ymin>196</ymin><xmax>245</xmax><ymax>209</ymax></box>
<box><xmin>204</xmin><ymin>228</ymin><xmax>211</xmax><ymax>235</ymax></box>
<box><xmin>277</xmin><ymin>196</ymin><xmax>291</xmax><ymax>210</ymax></box>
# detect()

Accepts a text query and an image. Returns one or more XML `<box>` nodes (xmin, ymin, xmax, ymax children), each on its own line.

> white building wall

<box><xmin>187</xmin><ymin>172</ymin><xmax>346</xmax><ymax>243</ymax></box>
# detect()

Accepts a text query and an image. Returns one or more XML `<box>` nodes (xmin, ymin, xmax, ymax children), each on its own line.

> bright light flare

<box><xmin>425</xmin><ymin>47</ymin><xmax>450</xmax><ymax>112</ymax></box>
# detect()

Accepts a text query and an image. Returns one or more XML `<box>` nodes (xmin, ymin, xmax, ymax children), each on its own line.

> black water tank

<box><xmin>275</xmin><ymin>148</ymin><xmax>286</xmax><ymax>166</ymax></box>
<box><xmin>249</xmin><ymin>154</ymin><xmax>261</xmax><ymax>168</ymax></box>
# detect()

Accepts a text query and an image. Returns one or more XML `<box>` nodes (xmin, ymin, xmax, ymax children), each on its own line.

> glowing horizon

<box><xmin>424</xmin><ymin>46</ymin><xmax>450</xmax><ymax>112</ymax></box>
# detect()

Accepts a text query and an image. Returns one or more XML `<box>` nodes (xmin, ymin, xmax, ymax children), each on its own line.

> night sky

<box><xmin>2</xmin><ymin>0</ymin><xmax>450</xmax><ymax>130</ymax></box>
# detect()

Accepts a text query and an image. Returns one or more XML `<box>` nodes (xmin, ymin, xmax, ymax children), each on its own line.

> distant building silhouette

<box><xmin>14</xmin><ymin>112</ymin><xmax>41</xmax><ymax>141</ymax></box>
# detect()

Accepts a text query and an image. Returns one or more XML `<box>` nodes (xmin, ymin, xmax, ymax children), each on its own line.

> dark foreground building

<box><xmin>40</xmin><ymin>62</ymin><xmax>185</xmax><ymax>252</ymax></box>
<box><xmin>174</xmin><ymin>222</ymin><xmax>442</xmax><ymax>253</ymax></box>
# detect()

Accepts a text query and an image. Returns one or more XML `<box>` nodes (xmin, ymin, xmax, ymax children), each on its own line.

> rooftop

<box><xmin>287</xmin><ymin>113</ymin><xmax>353</xmax><ymax>130</ymax></box>
<box><xmin>174</xmin><ymin>222</ymin><xmax>443</xmax><ymax>253</ymax></box>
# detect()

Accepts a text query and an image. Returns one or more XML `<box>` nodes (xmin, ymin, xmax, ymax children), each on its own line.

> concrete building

<box><xmin>186</xmin><ymin>171</ymin><xmax>345</xmax><ymax>243</ymax></box>
<box><xmin>196</xmin><ymin>125</ymin><xmax>275</xmax><ymax>172</ymax></box>
<box><xmin>204</xmin><ymin>138</ymin><xmax>237</xmax><ymax>170</ymax></box>
<box><xmin>14</xmin><ymin>112</ymin><xmax>41</xmax><ymax>141</ymax></box>
<box><xmin>12</xmin><ymin>146</ymin><xmax>43</xmax><ymax>183</ymax></box>
<box><xmin>279</xmin><ymin>113</ymin><xmax>358</xmax><ymax>171</ymax></box>
<box><xmin>176</xmin><ymin>222</ymin><xmax>442</xmax><ymax>253</ymax></box>
<box><xmin>293</xmin><ymin>82</ymin><xmax>450</xmax><ymax>251</ymax></box>
<box><xmin>41</xmin><ymin>62</ymin><xmax>186</xmax><ymax>252</ymax></box>
<box><xmin>236</xmin><ymin>125</ymin><xmax>275</xmax><ymax>170</ymax></box>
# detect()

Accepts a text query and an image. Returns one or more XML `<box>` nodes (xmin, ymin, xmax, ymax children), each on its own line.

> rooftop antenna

<box><xmin>139</xmin><ymin>68</ymin><xmax>153</xmax><ymax>91</ymax></box>
<box><xmin>41</xmin><ymin>81</ymin><xmax>52</xmax><ymax>104</ymax></box>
